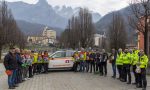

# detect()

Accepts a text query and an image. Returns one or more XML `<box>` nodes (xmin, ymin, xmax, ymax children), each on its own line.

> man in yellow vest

<box><xmin>122</xmin><ymin>49</ymin><xmax>132</xmax><ymax>84</ymax></box>
<box><xmin>136</xmin><ymin>49</ymin><xmax>148</xmax><ymax>90</ymax></box>
<box><xmin>33</xmin><ymin>52</ymin><xmax>38</xmax><ymax>75</ymax></box>
<box><xmin>132</xmin><ymin>48</ymin><xmax>139</xmax><ymax>85</ymax></box>
<box><xmin>79</xmin><ymin>48</ymin><xmax>87</xmax><ymax>72</ymax></box>
<box><xmin>116</xmin><ymin>48</ymin><xmax>123</xmax><ymax>80</ymax></box>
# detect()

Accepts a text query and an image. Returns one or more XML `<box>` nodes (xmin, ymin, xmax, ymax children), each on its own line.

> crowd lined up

<box><xmin>72</xmin><ymin>48</ymin><xmax>148</xmax><ymax>90</ymax></box>
<box><xmin>3</xmin><ymin>48</ymin><xmax>49</xmax><ymax>89</ymax></box>
<box><xmin>2</xmin><ymin>47</ymin><xmax>149</xmax><ymax>90</ymax></box>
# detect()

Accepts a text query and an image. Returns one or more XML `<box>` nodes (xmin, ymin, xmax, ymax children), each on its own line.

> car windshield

<box><xmin>66</xmin><ymin>51</ymin><xmax>75</xmax><ymax>57</ymax></box>
<box><xmin>52</xmin><ymin>52</ymin><xmax>66</xmax><ymax>58</ymax></box>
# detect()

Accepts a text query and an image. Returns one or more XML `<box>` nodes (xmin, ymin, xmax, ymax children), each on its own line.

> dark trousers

<box><xmin>137</xmin><ymin>68</ymin><xmax>147</xmax><ymax>88</ymax></box>
<box><xmin>73</xmin><ymin>61</ymin><xmax>79</xmax><ymax>72</ymax></box>
<box><xmin>117</xmin><ymin>65</ymin><xmax>123</xmax><ymax>79</ymax></box>
<box><xmin>90</xmin><ymin>61</ymin><xmax>95</xmax><ymax>73</ymax></box>
<box><xmin>28</xmin><ymin>66</ymin><xmax>33</xmax><ymax>77</ymax></box>
<box><xmin>95</xmin><ymin>62</ymin><xmax>99</xmax><ymax>72</ymax></box>
<box><xmin>133</xmin><ymin>65</ymin><xmax>138</xmax><ymax>84</ymax></box>
<box><xmin>43</xmin><ymin>63</ymin><xmax>48</xmax><ymax>73</ymax></box>
<box><xmin>122</xmin><ymin>64</ymin><xmax>131</xmax><ymax>83</ymax></box>
<box><xmin>100</xmin><ymin>62</ymin><xmax>107</xmax><ymax>75</ymax></box>
<box><xmin>33</xmin><ymin>63</ymin><xmax>37</xmax><ymax>74</ymax></box>
<box><xmin>112</xmin><ymin>62</ymin><xmax>116</xmax><ymax>77</ymax></box>
<box><xmin>86</xmin><ymin>61</ymin><xmax>90</xmax><ymax>72</ymax></box>
<box><xmin>8</xmin><ymin>70</ymin><xmax>14</xmax><ymax>87</ymax></box>
<box><xmin>17</xmin><ymin>68</ymin><xmax>22</xmax><ymax>83</ymax></box>
<box><xmin>37</xmin><ymin>63</ymin><xmax>42</xmax><ymax>73</ymax></box>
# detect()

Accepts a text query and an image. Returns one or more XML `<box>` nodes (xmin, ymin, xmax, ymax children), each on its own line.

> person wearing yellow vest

<box><xmin>79</xmin><ymin>48</ymin><xmax>87</xmax><ymax>72</ymax></box>
<box><xmin>72</xmin><ymin>51</ymin><xmax>80</xmax><ymax>72</ymax></box>
<box><xmin>33</xmin><ymin>52</ymin><xmax>38</xmax><ymax>75</ymax></box>
<box><xmin>122</xmin><ymin>49</ymin><xmax>132</xmax><ymax>84</ymax></box>
<box><xmin>136</xmin><ymin>49</ymin><xmax>148</xmax><ymax>90</ymax></box>
<box><xmin>116</xmin><ymin>48</ymin><xmax>123</xmax><ymax>80</ymax></box>
<box><xmin>132</xmin><ymin>48</ymin><xmax>139</xmax><ymax>85</ymax></box>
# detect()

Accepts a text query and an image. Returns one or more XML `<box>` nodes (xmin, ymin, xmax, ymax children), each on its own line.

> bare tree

<box><xmin>59</xmin><ymin>8</ymin><xmax>95</xmax><ymax>49</ymax></box>
<box><xmin>108</xmin><ymin>12</ymin><xmax>127</xmax><ymax>50</ymax></box>
<box><xmin>129</xmin><ymin>0</ymin><xmax>150</xmax><ymax>55</ymax></box>
<box><xmin>0</xmin><ymin>0</ymin><xmax>26</xmax><ymax>60</ymax></box>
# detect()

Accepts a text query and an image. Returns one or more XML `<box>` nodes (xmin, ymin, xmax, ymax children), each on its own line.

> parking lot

<box><xmin>0</xmin><ymin>63</ymin><xmax>150</xmax><ymax>90</ymax></box>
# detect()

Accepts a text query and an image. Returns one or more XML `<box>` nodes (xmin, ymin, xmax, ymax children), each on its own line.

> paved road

<box><xmin>0</xmin><ymin>63</ymin><xmax>150</xmax><ymax>90</ymax></box>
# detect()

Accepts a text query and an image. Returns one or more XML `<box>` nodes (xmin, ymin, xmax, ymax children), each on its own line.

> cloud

<box><xmin>5</xmin><ymin>0</ymin><xmax>130</xmax><ymax>16</ymax></box>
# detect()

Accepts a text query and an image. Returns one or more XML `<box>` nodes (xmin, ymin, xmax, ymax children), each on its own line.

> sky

<box><xmin>5</xmin><ymin>0</ymin><xmax>130</xmax><ymax>16</ymax></box>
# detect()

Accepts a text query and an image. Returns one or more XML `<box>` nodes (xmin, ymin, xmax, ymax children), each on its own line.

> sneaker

<box><xmin>9</xmin><ymin>87</ymin><xmax>15</xmax><ymax>89</ymax></box>
<box><xmin>111</xmin><ymin>76</ymin><xmax>116</xmax><ymax>78</ymax></box>
<box><xmin>27</xmin><ymin>78</ymin><xmax>30</xmax><ymax>80</ymax></box>
<box><xmin>127</xmin><ymin>82</ymin><xmax>131</xmax><ymax>84</ymax></box>
<box><xmin>24</xmin><ymin>78</ymin><xmax>27</xmax><ymax>81</ymax></box>
<box><xmin>132</xmin><ymin>82</ymin><xmax>136</xmax><ymax>85</ymax></box>
<box><xmin>136</xmin><ymin>85</ymin><xmax>142</xmax><ymax>88</ymax></box>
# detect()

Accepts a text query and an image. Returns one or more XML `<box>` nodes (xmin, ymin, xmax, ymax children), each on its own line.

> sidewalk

<box><xmin>0</xmin><ymin>63</ymin><xmax>150</xmax><ymax>90</ymax></box>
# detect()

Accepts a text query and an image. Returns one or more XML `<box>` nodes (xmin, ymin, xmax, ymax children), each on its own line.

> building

<box><xmin>27</xmin><ymin>26</ymin><xmax>57</xmax><ymax>46</ymax></box>
<box><xmin>94</xmin><ymin>33</ymin><xmax>106</xmax><ymax>48</ymax></box>
<box><xmin>137</xmin><ymin>17</ymin><xmax>150</xmax><ymax>50</ymax></box>
<box><xmin>42</xmin><ymin>27</ymin><xmax>56</xmax><ymax>39</ymax></box>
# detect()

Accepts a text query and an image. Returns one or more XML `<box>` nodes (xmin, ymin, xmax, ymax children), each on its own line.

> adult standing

<box><xmin>3</xmin><ymin>47</ymin><xmax>18</xmax><ymax>89</ymax></box>
<box><xmin>15</xmin><ymin>48</ymin><xmax>23</xmax><ymax>84</ymax></box>
<box><xmin>116</xmin><ymin>48</ymin><xmax>123</xmax><ymax>80</ymax></box>
<box><xmin>79</xmin><ymin>48</ymin><xmax>86</xmax><ymax>72</ymax></box>
<box><xmin>109</xmin><ymin>49</ymin><xmax>117</xmax><ymax>78</ymax></box>
<box><xmin>132</xmin><ymin>48</ymin><xmax>139</xmax><ymax>85</ymax></box>
<box><xmin>122</xmin><ymin>49</ymin><xmax>132</xmax><ymax>84</ymax></box>
<box><xmin>100</xmin><ymin>49</ymin><xmax>108</xmax><ymax>76</ymax></box>
<box><xmin>43</xmin><ymin>51</ymin><xmax>49</xmax><ymax>73</ymax></box>
<box><xmin>136</xmin><ymin>50</ymin><xmax>148</xmax><ymax>90</ymax></box>
<box><xmin>89</xmin><ymin>50</ymin><xmax>96</xmax><ymax>73</ymax></box>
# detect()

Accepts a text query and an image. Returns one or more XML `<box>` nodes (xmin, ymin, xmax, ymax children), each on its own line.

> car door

<box><xmin>49</xmin><ymin>51</ymin><xmax>73</xmax><ymax>68</ymax></box>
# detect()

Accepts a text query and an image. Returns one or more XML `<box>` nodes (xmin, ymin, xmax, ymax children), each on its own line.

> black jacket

<box><xmin>101</xmin><ymin>52</ymin><xmax>108</xmax><ymax>62</ymax></box>
<box><xmin>3</xmin><ymin>52</ymin><xmax>18</xmax><ymax>70</ymax></box>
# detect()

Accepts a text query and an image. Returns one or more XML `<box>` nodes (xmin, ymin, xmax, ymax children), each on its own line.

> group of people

<box><xmin>3</xmin><ymin>47</ymin><xmax>149</xmax><ymax>90</ymax></box>
<box><xmin>3</xmin><ymin>47</ymin><xmax>49</xmax><ymax>89</ymax></box>
<box><xmin>73</xmin><ymin>48</ymin><xmax>149</xmax><ymax>90</ymax></box>
<box><xmin>73</xmin><ymin>48</ymin><xmax>108</xmax><ymax>76</ymax></box>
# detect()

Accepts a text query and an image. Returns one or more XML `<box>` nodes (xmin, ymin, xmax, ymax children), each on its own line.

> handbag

<box><xmin>5</xmin><ymin>70</ymin><xmax>13</xmax><ymax>75</ymax></box>
<box><xmin>136</xmin><ymin>66</ymin><xmax>141</xmax><ymax>73</ymax></box>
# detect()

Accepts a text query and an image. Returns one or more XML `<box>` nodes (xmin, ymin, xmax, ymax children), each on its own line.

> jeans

<box><xmin>112</xmin><ymin>62</ymin><xmax>116</xmax><ymax>77</ymax></box>
<box><xmin>12</xmin><ymin>69</ymin><xmax>17</xmax><ymax>85</ymax></box>
<box><xmin>80</xmin><ymin>61</ymin><xmax>86</xmax><ymax>72</ymax></box>
<box><xmin>8</xmin><ymin>70</ymin><xmax>14</xmax><ymax>87</ymax></box>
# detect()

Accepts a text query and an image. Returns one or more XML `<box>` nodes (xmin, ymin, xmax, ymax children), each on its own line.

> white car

<box><xmin>48</xmin><ymin>50</ymin><xmax>75</xmax><ymax>70</ymax></box>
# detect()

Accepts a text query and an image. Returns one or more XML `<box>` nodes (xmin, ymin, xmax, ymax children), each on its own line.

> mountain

<box><xmin>95</xmin><ymin>5</ymin><xmax>137</xmax><ymax>42</ymax></box>
<box><xmin>7</xmin><ymin>0</ymin><xmax>101</xmax><ymax>29</ymax></box>
<box><xmin>54</xmin><ymin>6</ymin><xmax>101</xmax><ymax>23</ymax></box>
<box><xmin>16</xmin><ymin>20</ymin><xmax>63</xmax><ymax>36</ymax></box>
